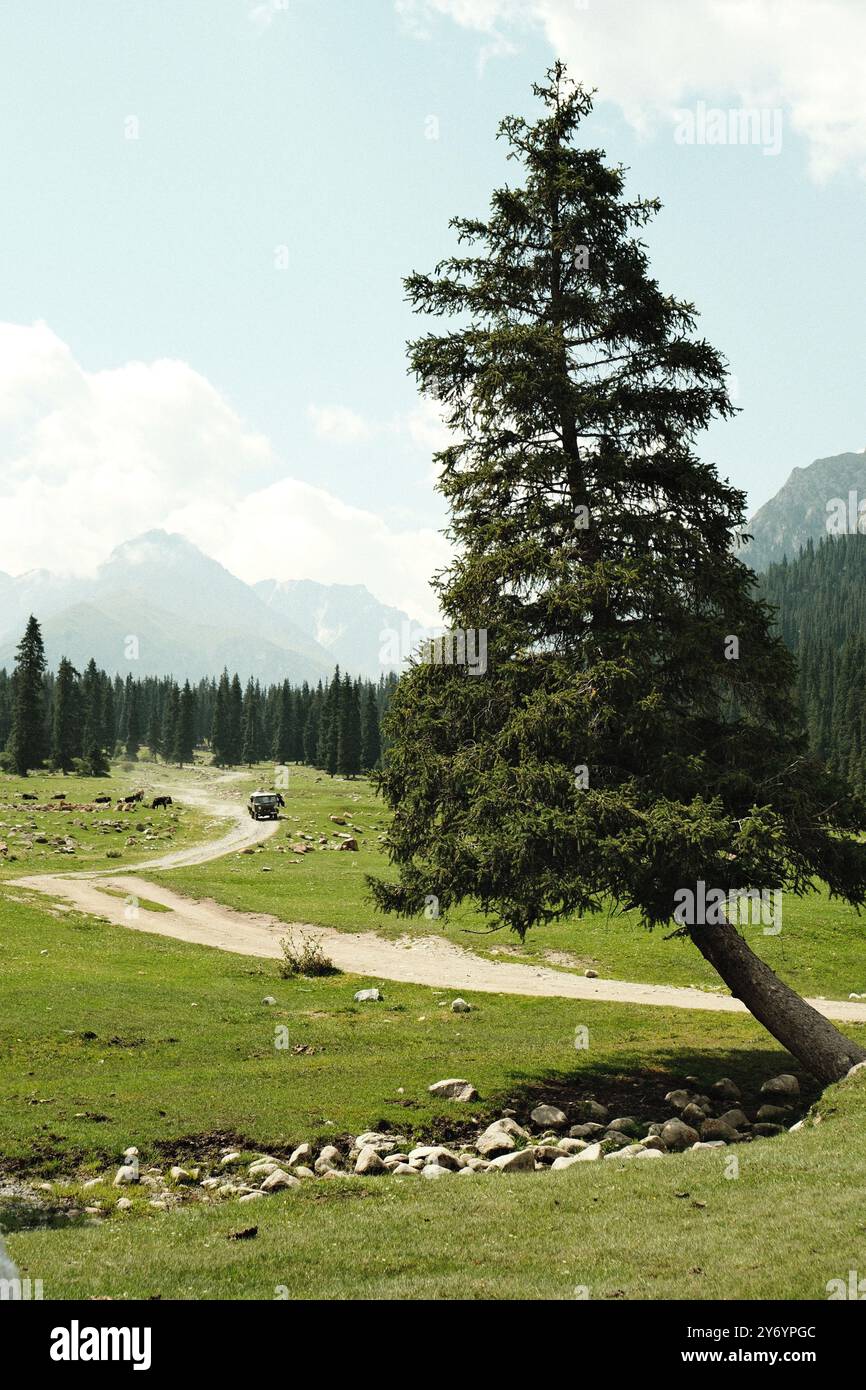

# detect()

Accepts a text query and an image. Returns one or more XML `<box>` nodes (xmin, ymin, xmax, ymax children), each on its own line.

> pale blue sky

<box><xmin>0</xmin><ymin>0</ymin><xmax>863</xmax><ymax>616</ymax></box>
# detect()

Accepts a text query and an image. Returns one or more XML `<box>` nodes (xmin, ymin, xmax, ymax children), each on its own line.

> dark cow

<box><xmin>93</xmin><ymin>795</ymin><xmax>112</xmax><ymax>804</ymax></box>
<box><xmin>20</xmin><ymin>792</ymin><xmax>37</xmax><ymax>801</ymax></box>
<box><xmin>151</xmin><ymin>795</ymin><xmax>173</xmax><ymax>810</ymax></box>
<box><xmin>275</xmin><ymin>792</ymin><xmax>285</xmax><ymax>807</ymax></box>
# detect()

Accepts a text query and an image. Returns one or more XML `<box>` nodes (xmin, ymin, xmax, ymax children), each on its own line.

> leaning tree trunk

<box><xmin>688</xmin><ymin>917</ymin><xmax>866</xmax><ymax>1085</ymax></box>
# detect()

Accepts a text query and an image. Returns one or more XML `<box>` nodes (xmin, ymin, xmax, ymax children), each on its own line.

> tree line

<box><xmin>0</xmin><ymin>615</ymin><xmax>394</xmax><ymax>778</ymax></box>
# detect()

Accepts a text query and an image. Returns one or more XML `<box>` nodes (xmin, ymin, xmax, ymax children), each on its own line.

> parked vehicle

<box><xmin>248</xmin><ymin>791</ymin><xmax>283</xmax><ymax>821</ymax></box>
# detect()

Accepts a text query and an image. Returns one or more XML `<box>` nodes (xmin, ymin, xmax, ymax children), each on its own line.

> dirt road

<box><xmin>14</xmin><ymin>773</ymin><xmax>866</xmax><ymax>1022</ymax></box>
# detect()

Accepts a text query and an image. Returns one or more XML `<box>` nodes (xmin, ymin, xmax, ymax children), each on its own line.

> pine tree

<box><xmin>162</xmin><ymin>684</ymin><xmax>180</xmax><ymax>763</ymax></box>
<box><xmin>337</xmin><ymin>674</ymin><xmax>362</xmax><ymax>778</ymax></box>
<box><xmin>273</xmin><ymin>681</ymin><xmax>294</xmax><ymax>766</ymax></box>
<box><xmin>228</xmin><ymin>674</ymin><xmax>244</xmax><ymax>764</ymax></box>
<box><xmin>211</xmin><ymin>671</ymin><xmax>231</xmax><ymax>766</ymax></box>
<box><xmin>241</xmin><ymin>679</ymin><xmax>260</xmax><ymax>767</ymax></box>
<box><xmin>370</xmin><ymin>66</ymin><xmax>866</xmax><ymax>1084</ymax></box>
<box><xmin>9</xmin><ymin>616</ymin><xmax>47</xmax><ymax>775</ymax></box>
<box><xmin>361</xmin><ymin>684</ymin><xmax>381</xmax><ymax>771</ymax></box>
<box><xmin>124</xmin><ymin>678</ymin><xmax>141</xmax><ymax>759</ymax></box>
<box><xmin>51</xmin><ymin>657</ymin><xmax>81</xmax><ymax>773</ymax></box>
<box><xmin>173</xmin><ymin>681</ymin><xmax>196</xmax><ymax>766</ymax></box>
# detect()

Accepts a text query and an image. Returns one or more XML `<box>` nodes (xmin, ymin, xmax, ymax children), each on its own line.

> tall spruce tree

<box><xmin>173</xmin><ymin>681</ymin><xmax>196</xmax><ymax>766</ymax></box>
<box><xmin>51</xmin><ymin>657</ymin><xmax>80</xmax><ymax>773</ymax></box>
<box><xmin>211</xmin><ymin>671</ymin><xmax>231</xmax><ymax>766</ymax></box>
<box><xmin>241</xmin><ymin>679</ymin><xmax>260</xmax><ymax>767</ymax></box>
<box><xmin>273</xmin><ymin>681</ymin><xmax>294</xmax><ymax>766</ymax></box>
<box><xmin>370</xmin><ymin>67</ymin><xmax>866</xmax><ymax>1084</ymax></box>
<box><xmin>124</xmin><ymin>678</ymin><xmax>141</xmax><ymax>759</ymax></box>
<box><xmin>361</xmin><ymin>684</ymin><xmax>381</xmax><ymax>772</ymax></box>
<box><xmin>228</xmin><ymin>674</ymin><xmax>244</xmax><ymax>765</ymax></box>
<box><xmin>9</xmin><ymin>616</ymin><xmax>47</xmax><ymax>776</ymax></box>
<box><xmin>162</xmin><ymin>684</ymin><xmax>180</xmax><ymax>763</ymax></box>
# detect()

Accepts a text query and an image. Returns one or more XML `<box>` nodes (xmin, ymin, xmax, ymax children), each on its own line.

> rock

<box><xmin>421</xmin><ymin>1164</ymin><xmax>453</xmax><ymax>1179</ymax></box>
<box><xmin>248</xmin><ymin>1160</ymin><xmax>280</xmax><ymax>1178</ymax></box>
<box><xmin>530</xmin><ymin>1103</ymin><xmax>568</xmax><ymax>1129</ymax></box>
<box><xmin>391</xmin><ymin>1163</ymin><xmax>419</xmax><ymax>1176</ymax></box>
<box><xmin>239</xmin><ymin>1191</ymin><xmax>267</xmax><ymax>1203</ymax></box>
<box><xmin>82</xmin><ymin>1177</ymin><xmax>104</xmax><ymax>1189</ymax></box>
<box><xmin>711</xmin><ymin>1077</ymin><xmax>742</xmax><ymax>1102</ymax></box>
<box><xmin>122</xmin><ymin>1146</ymin><xmax>139</xmax><ymax>1161</ymax></box>
<box><xmin>287</xmin><ymin>1143</ymin><xmax>313</xmax><ymax>1168</ymax></box>
<box><xmin>575</xmin><ymin>1142</ymin><xmax>603</xmax><ymax>1162</ymax></box>
<box><xmin>681</xmin><ymin>1103</ymin><xmax>709</xmax><ymax>1128</ymax></box>
<box><xmin>691</xmin><ymin>1140</ymin><xmax>727</xmax><ymax>1151</ymax></box>
<box><xmin>477</xmin><ymin>1129</ymin><xmax>515</xmax><ymax>1157</ymax></box>
<box><xmin>261</xmin><ymin>996</ymin><xmax>277</xmax><ymax>1006</ymax></box>
<box><xmin>573</xmin><ymin>1099</ymin><xmax>609</xmax><ymax>1122</ymax></box>
<box><xmin>427</xmin><ymin>1078</ymin><xmax>479</xmax><ymax>1102</ymax></box>
<box><xmin>260</xmin><ymin>1169</ymin><xmax>301</xmax><ymax>1192</ymax></box>
<box><xmin>719</xmin><ymin>1109</ymin><xmax>749</xmax><ymax>1130</ymax></box>
<box><xmin>410</xmin><ymin>1146</ymin><xmax>461</xmax><ymax>1170</ymax></box>
<box><xmin>338</xmin><ymin>838</ymin><xmax>358</xmax><ymax>851</ymax></box>
<box><xmin>568</xmin><ymin>1122</ymin><xmax>605</xmax><ymax>1140</ymax></box>
<box><xmin>115</xmin><ymin>1197</ymin><xmax>133</xmax><ymax>1210</ymax></box>
<box><xmin>606</xmin><ymin>1116</ymin><xmax>642</xmax><ymax>1137</ymax></box>
<box><xmin>699</xmin><ymin>1119</ymin><xmax>737</xmax><ymax>1143</ymax></box>
<box><xmin>601</xmin><ymin>1131</ymin><xmax>633</xmax><ymax>1151</ymax></box>
<box><xmin>169</xmin><ymin>1166</ymin><xmax>198</xmax><ymax>1184</ymax></box>
<box><xmin>550</xmin><ymin>1153</ymin><xmax>585</xmax><ymax>1171</ymax></box>
<box><xmin>660</xmin><ymin>1119</ymin><xmax>700</xmax><ymax>1152</ymax></box>
<box><xmin>314</xmin><ymin>1145</ymin><xmax>343</xmax><ymax>1174</ymax></box>
<box><xmin>847</xmin><ymin>1060</ymin><xmax>866</xmax><ymax>1078</ymax></box>
<box><xmin>457</xmin><ymin>1164</ymin><xmax>477</xmax><ymax>1176</ymax></box>
<box><xmin>555</xmin><ymin>1137</ymin><xmax>588</xmax><ymax>1155</ymax></box>
<box><xmin>635</xmin><ymin>1146</ymin><xmax>665</xmax><ymax>1159</ymax></box>
<box><xmin>664</xmin><ymin>1089</ymin><xmax>691</xmax><ymax>1112</ymax></box>
<box><xmin>382</xmin><ymin>1154</ymin><xmax>411</xmax><ymax>1169</ymax></box>
<box><xmin>450</xmin><ymin>998</ymin><xmax>472</xmax><ymax>1013</ymax></box>
<box><xmin>355</xmin><ymin>1146</ymin><xmax>388</xmax><ymax>1176</ymax></box>
<box><xmin>354</xmin><ymin>988</ymin><xmax>382</xmax><ymax>1003</ymax></box>
<box><xmin>584</xmin><ymin>968</ymin><xmax>598</xmax><ymax>978</ymax></box>
<box><xmin>533</xmin><ymin>1145</ymin><xmax>564</xmax><ymax>1164</ymax></box>
<box><xmin>487</xmin><ymin>1148</ymin><xmax>536</xmax><ymax>1172</ymax></box>
<box><xmin>753</xmin><ymin>1122</ymin><xmax>784</xmax><ymax>1137</ymax></box>
<box><xmin>641</xmin><ymin>1135</ymin><xmax>667</xmax><ymax>1152</ymax></box>
<box><xmin>113</xmin><ymin>1164</ymin><xmax>139</xmax><ymax>1186</ymax></box>
<box><xmin>293</xmin><ymin>1166</ymin><xmax>316</xmax><ymax>1179</ymax></box>
<box><xmin>760</xmin><ymin>1073</ymin><xmax>799</xmax><ymax>1098</ymax></box>
<box><xmin>756</xmin><ymin>1104</ymin><xmax>792</xmax><ymax>1123</ymax></box>
<box><xmin>201</xmin><ymin>1177</ymin><xmax>221</xmax><ymax>1190</ymax></box>
<box><xmin>219</xmin><ymin>1152</ymin><xmax>244</xmax><ymax>1168</ymax></box>
<box><xmin>788</xmin><ymin>1121</ymin><xmax>804</xmax><ymax>1133</ymax></box>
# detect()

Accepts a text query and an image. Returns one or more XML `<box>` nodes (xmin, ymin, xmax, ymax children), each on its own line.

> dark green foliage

<box><xmin>9</xmin><ymin>615</ymin><xmax>47</xmax><ymax>775</ymax></box>
<box><xmin>51</xmin><ymin>657</ymin><xmax>81</xmax><ymax>773</ymax></box>
<box><xmin>370</xmin><ymin>67</ymin><xmax>866</xmax><ymax>939</ymax></box>
<box><xmin>361</xmin><ymin>684</ymin><xmax>382</xmax><ymax>771</ymax></box>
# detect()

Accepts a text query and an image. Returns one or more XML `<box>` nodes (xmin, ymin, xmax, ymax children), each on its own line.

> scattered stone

<box><xmin>711</xmin><ymin>1077</ymin><xmax>742</xmax><ymax>1102</ymax></box>
<box><xmin>488</xmin><ymin>1148</ymin><xmax>536</xmax><ymax>1172</ymax></box>
<box><xmin>392</xmin><ymin>1163</ymin><xmax>419</xmax><ymax>1176</ymax></box>
<box><xmin>575</xmin><ymin>1142</ymin><xmax>603</xmax><ymax>1162</ymax></box>
<box><xmin>660</xmin><ymin>1119</ymin><xmax>700</xmax><ymax>1152</ymax></box>
<box><xmin>550</xmin><ymin>1152</ymin><xmax>585</xmax><ymax>1171</ymax></box>
<box><xmin>606</xmin><ymin>1116</ymin><xmax>642</xmax><ymax>1137</ymax></box>
<box><xmin>287</xmin><ymin>1143</ymin><xmax>313</xmax><ymax>1168</ymax></box>
<box><xmin>169</xmin><ymin>1166</ymin><xmax>198</xmax><ymax>1184</ymax></box>
<box><xmin>691</xmin><ymin>1140</ymin><xmax>727</xmax><ymax>1151</ymax></box>
<box><xmin>428</xmin><ymin>1078</ymin><xmax>479</xmax><ymax>1102</ymax></box>
<box><xmin>753</xmin><ymin>1122</ymin><xmax>785</xmax><ymax>1137</ymax></box>
<box><xmin>239</xmin><ymin>1191</ymin><xmax>267</xmax><ymax>1203</ymax></box>
<box><xmin>248</xmin><ymin>1160</ymin><xmax>280</xmax><ymax>1179</ymax></box>
<box><xmin>847</xmin><ymin>1060</ymin><xmax>866</xmax><ymax>1077</ymax></box>
<box><xmin>260</xmin><ymin>1169</ymin><xmax>301</xmax><ymax>1192</ymax></box>
<box><xmin>635</xmin><ymin>1146</ymin><xmax>665</xmax><ymax>1159</ymax></box>
<box><xmin>756</xmin><ymin>1104</ymin><xmax>791</xmax><ymax>1123</ymax></box>
<box><xmin>314</xmin><ymin>1145</ymin><xmax>343</xmax><ymax>1174</ymax></box>
<box><xmin>719</xmin><ymin>1109</ymin><xmax>749</xmax><ymax>1130</ymax></box>
<box><xmin>568</xmin><ymin>1122</ymin><xmax>605</xmax><ymax>1140</ymax></box>
<box><xmin>115</xmin><ymin>1197</ymin><xmax>132</xmax><ymax>1210</ymax></box>
<box><xmin>574</xmin><ymin>1099</ymin><xmax>609</xmax><ymax>1122</ymax></box>
<box><xmin>530</xmin><ymin>1103</ymin><xmax>568</xmax><ymax>1129</ymax></box>
<box><xmin>664</xmin><ymin>1089</ymin><xmax>691</xmax><ymax>1112</ymax></box>
<box><xmin>681</xmin><ymin>1103</ymin><xmax>709</xmax><ymax>1128</ymax></box>
<box><xmin>219</xmin><ymin>1152</ymin><xmax>244</xmax><ymax>1168</ymax></box>
<box><xmin>450</xmin><ymin>998</ymin><xmax>472</xmax><ymax>1013</ymax></box>
<box><xmin>761</xmin><ymin>1073</ymin><xmax>799</xmax><ymax>1098</ymax></box>
<box><xmin>555</xmin><ymin>1137</ymin><xmax>588</xmax><ymax>1155</ymax></box>
<box><xmin>261</xmin><ymin>996</ymin><xmax>277</xmax><ymax>1006</ymax></box>
<box><xmin>584</xmin><ymin>968</ymin><xmax>598</xmax><ymax>978</ymax></box>
<box><xmin>699</xmin><ymin>1119</ymin><xmax>737</xmax><ymax>1143</ymax></box>
<box><xmin>355</xmin><ymin>1146</ymin><xmax>387</xmax><ymax>1176</ymax></box>
<box><xmin>113</xmin><ymin>1165</ymin><xmax>139</xmax><ymax>1187</ymax></box>
<box><xmin>354</xmin><ymin>988</ymin><xmax>382</xmax><ymax>1003</ymax></box>
<box><xmin>421</xmin><ymin>1164</ymin><xmax>453</xmax><ymax>1179</ymax></box>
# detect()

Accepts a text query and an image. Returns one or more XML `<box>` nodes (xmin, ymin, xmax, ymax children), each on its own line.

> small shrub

<box><xmin>278</xmin><ymin>929</ymin><xmax>339</xmax><ymax>978</ymax></box>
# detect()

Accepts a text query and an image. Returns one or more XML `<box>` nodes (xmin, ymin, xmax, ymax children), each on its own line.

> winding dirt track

<box><xmin>14</xmin><ymin>774</ymin><xmax>866</xmax><ymax>1022</ymax></box>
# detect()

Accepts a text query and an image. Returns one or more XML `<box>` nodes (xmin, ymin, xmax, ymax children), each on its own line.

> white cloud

<box><xmin>401</xmin><ymin>0</ymin><xmax>866</xmax><ymax>179</ymax></box>
<box><xmin>309</xmin><ymin>396</ymin><xmax>453</xmax><ymax>466</ymax></box>
<box><xmin>307</xmin><ymin>403</ymin><xmax>374</xmax><ymax>443</ymax></box>
<box><xmin>0</xmin><ymin>323</ymin><xmax>447</xmax><ymax>624</ymax></box>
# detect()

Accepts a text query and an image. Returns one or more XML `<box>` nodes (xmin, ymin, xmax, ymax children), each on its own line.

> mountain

<box><xmin>0</xmin><ymin>531</ymin><xmax>412</xmax><ymax>682</ymax></box>
<box><xmin>742</xmin><ymin>450</ymin><xmax>866</xmax><ymax>572</ymax></box>
<box><xmin>254</xmin><ymin>578</ymin><xmax>414</xmax><ymax>676</ymax></box>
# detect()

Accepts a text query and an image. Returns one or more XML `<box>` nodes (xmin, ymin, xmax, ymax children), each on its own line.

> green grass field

<box><xmin>144</xmin><ymin>763</ymin><xmax>866</xmax><ymax>1001</ymax></box>
<box><xmin>0</xmin><ymin>764</ymin><xmax>221</xmax><ymax>880</ymax></box>
<box><xmin>3</xmin><ymin>882</ymin><xmax>866</xmax><ymax>1300</ymax></box>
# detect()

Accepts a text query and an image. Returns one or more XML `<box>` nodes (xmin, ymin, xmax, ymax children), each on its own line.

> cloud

<box><xmin>400</xmin><ymin>0</ymin><xmax>866</xmax><ymax>179</ymax></box>
<box><xmin>0</xmin><ymin>322</ymin><xmax>447</xmax><ymax>624</ymax></box>
<box><xmin>309</xmin><ymin>396</ymin><xmax>453</xmax><ymax>464</ymax></box>
<box><xmin>307</xmin><ymin>403</ymin><xmax>374</xmax><ymax>444</ymax></box>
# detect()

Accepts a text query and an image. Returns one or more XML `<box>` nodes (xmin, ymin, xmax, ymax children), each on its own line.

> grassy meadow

<box><xmin>144</xmin><ymin>762</ymin><xmax>866</xmax><ymax>1001</ymax></box>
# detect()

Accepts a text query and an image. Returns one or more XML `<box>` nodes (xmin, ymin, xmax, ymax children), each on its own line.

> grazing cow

<box><xmin>151</xmin><ymin>795</ymin><xmax>173</xmax><ymax>810</ymax></box>
<box><xmin>21</xmin><ymin>792</ymin><xmax>38</xmax><ymax>801</ymax></box>
<box><xmin>93</xmin><ymin>795</ymin><xmax>112</xmax><ymax>804</ymax></box>
<box><xmin>275</xmin><ymin>792</ymin><xmax>285</xmax><ymax>807</ymax></box>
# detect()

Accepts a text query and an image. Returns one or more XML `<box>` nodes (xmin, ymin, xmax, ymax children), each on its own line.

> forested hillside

<box><xmin>759</xmin><ymin>534</ymin><xmax>866</xmax><ymax>793</ymax></box>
